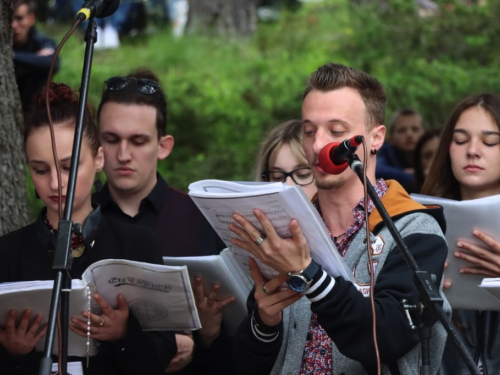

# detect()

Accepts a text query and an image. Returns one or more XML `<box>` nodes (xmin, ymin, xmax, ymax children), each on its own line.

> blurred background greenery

<box><xmin>27</xmin><ymin>0</ymin><xmax>500</xmax><ymax>217</ymax></box>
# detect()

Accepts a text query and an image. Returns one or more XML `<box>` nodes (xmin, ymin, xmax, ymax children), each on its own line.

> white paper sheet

<box><xmin>412</xmin><ymin>193</ymin><xmax>500</xmax><ymax>310</ymax></box>
<box><xmin>189</xmin><ymin>180</ymin><xmax>354</xmax><ymax>283</ymax></box>
<box><xmin>82</xmin><ymin>259</ymin><xmax>201</xmax><ymax>331</ymax></box>
<box><xmin>163</xmin><ymin>248</ymin><xmax>251</xmax><ymax>336</ymax></box>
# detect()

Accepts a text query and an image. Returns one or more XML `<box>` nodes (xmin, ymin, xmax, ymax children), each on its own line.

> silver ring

<box><xmin>262</xmin><ymin>284</ymin><xmax>272</xmax><ymax>295</ymax></box>
<box><xmin>254</xmin><ymin>233</ymin><xmax>267</xmax><ymax>246</ymax></box>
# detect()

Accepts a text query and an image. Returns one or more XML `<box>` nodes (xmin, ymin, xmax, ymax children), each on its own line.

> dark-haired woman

<box><xmin>421</xmin><ymin>93</ymin><xmax>500</xmax><ymax>375</ymax></box>
<box><xmin>0</xmin><ymin>83</ymin><xmax>177</xmax><ymax>374</ymax></box>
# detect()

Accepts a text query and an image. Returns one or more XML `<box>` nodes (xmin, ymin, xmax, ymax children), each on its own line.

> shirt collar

<box><xmin>147</xmin><ymin>173</ymin><xmax>168</xmax><ymax>213</ymax></box>
<box><xmin>97</xmin><ymin>173</ymin><xmax>168</xmax><ymax>214</ymax></box>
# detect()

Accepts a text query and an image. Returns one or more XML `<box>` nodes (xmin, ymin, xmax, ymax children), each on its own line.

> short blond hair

<box><xmin>254</xmin><ymin>120</ymin><xmax>307</xmax><ymax>181</ymax></box>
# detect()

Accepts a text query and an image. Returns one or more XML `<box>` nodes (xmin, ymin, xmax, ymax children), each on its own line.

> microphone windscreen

<box><xmin>318</xmin><ymin>142</ymin><xmax>349</xmax><ymax>175</ymax></box>
<box><xmin>97</xmin><ymin>0</ymin><xmax>120</xmax><ymax>18</ymax></box>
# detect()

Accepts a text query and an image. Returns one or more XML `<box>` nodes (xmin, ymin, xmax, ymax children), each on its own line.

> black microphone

<box><xmin>76</xmin><ymin>0</ymin><xmax>120</xmax><ymax>21</ymax></box>
<box><xmin>318</xmin><ymin>135</ymin><xmax>364</xmax><ymax>175</ymax></box>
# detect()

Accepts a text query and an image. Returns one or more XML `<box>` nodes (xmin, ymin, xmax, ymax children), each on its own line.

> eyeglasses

<box><xmin>104</xmin><ymin>76</ymin><xmax>160</xmax><ymax>95</ymax></box>
<box><xmin>262</xmin><ymin>168</ymin><xmax>314</xmax><ymax>186</ymax></box>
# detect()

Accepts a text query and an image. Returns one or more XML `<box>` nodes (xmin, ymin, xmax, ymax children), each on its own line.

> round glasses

<box><xmin>262</xmin><ymin>168</ymin><xmax>314</xmax><ymax>186</ymax></box>
<box><xmin>104</xmin><ymin>76</ymin><xmax>159</xmax><ymax>95</ymax></box>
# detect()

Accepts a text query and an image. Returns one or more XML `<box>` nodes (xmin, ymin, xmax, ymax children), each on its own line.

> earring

<box><xmin>35</xmin><ymin>189</ymin><xmax>40</xmax><ymax>199</ymax></box>
<box><xmin>93</xmin><ymin>178</ymin><xmax>103</xmax><ymax>193</ymax></box>
<box><xmin>370</xmin><ymin>149</ymin><xmax>378</xmax><ymax>155</ymax></box>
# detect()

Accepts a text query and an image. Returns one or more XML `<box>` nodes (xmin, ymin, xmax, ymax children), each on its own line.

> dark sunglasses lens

<box><xmin>106</xmin><ymin>77</ymin><xmax>129</xmax><ymax>91</ymax></box>
<box><xmin>137</xmin><ymin>79</ymin><xmax>159</xmax><ymax>95</ymax></box>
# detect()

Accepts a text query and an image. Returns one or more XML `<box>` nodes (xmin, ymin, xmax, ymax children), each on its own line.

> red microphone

<box><xmin>318</xmin><ymin>135</ymin><xmax>364</xmax><ymax>175</ymax></box>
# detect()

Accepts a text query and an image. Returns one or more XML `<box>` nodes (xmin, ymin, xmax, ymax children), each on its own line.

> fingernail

<box><xmin>472</xmin><ymin>230</ymin><xmax>479</xmax><ymax>236</ymax></box>
<box><xmin>455</xmin><ymin>251</ymin><xmax>461</xmax><ymax>257</ymax></box>
<box><xmin>457</xmin><ymin>242</ymin><xmax>462</xmax><ymax>247</ymax></box>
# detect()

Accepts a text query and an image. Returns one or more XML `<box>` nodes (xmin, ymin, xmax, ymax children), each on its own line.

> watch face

<box><xmin>287</xmin><ymin>276</ymin><xmax>308</xmax><ymax>293</ymax></box>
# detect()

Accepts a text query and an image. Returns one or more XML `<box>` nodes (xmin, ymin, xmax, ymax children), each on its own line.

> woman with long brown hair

<box><xmin>422</xmin><ymin>93</ymin><xmax>500</xmax><ymax>374</ymax></box>
<box><xmin>0</xmin><ymin>83</ymin><xmax>177</xmax><ymax>374</ymax></box>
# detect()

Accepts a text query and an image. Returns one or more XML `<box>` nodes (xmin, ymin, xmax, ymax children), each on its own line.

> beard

<box><xmin>314</xmin><ymin>172</ymin><xmax>346</xmax><ymax>190</ymax></box>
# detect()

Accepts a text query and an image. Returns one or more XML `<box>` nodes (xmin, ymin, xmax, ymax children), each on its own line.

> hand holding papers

<box><xmin>188</xmin><ymin>180</ymin><xmax>354</xmax><ymax>283</ymax></box>
<box><xmin>0</xmin><ymin>259</ymin><xmax>201</xmax><ymax>357</ymax></box>
<box><xmin>164</xmin><ymin>249</ymin><xmax>251</xmax><ymax>336</ymax></box>
<box><xmin>412</xmin><ymin>193</ymin><xmax>500</xmax><ymax>310</ymax></box>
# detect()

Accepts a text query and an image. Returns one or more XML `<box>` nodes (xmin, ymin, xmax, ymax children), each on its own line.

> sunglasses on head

<box><xmin>104</xmin><ymin>76</ymin><xmax>160</xmax><ymax>95</ymax></box>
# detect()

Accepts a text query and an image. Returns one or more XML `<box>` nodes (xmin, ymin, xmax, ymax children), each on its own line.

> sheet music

<box><xmin>0</xmin><ymin>280</ymin><xmax>97</xmax><ymax>356</ymax></box>
<box><xmin>412</xmin><ymin>193</ymin><xmax>500</xmax><ymax>310</ymax></box>
<box><xmin>82</xmin><ymin>259</ymin><xmax>201</xmax><ymax>331</ymax></box>
<box><xmin>163</xmin><ymin>249</ymin><xmax>252</xmax><ymax>336</ymax></box>
<box><xmin>189</xmin><ymin>180</ymin><xmax>354</xmax><ymax>283</ymax></box>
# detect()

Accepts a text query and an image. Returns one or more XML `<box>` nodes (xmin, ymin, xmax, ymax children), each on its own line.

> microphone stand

<box><xmin>39</xmin><ymin>19</ymin><xmax>98</xmax><ymax>375</ymax></box>
<box><xmin>346</xmin><ymin>153</ymin><xmax>480</xmax><ymax>375</ymax></box>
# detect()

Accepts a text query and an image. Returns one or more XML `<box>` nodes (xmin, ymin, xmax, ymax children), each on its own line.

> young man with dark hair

<box><xmin>231</xmin><ymin>63</ymin><xmax>449</xmax><ymax>375</ymax></box>
<box><xmin>376</xmin><ymin>108</ymin><xmax>425</xmax><ymax>192</ymax></box>
<box><xmin>93</xmin><ymin>69</ymin><xmax>230</xmax><ymax>374</ymax></box>
<box><xmin>95</xmin><ymin>69</ymin><xmax>223</xmax><ymax>259</ymax></box>
<box><xmin>12</xmin><ymin>0</ymin><xmax>60</xmax><ymax>111</ymax></box>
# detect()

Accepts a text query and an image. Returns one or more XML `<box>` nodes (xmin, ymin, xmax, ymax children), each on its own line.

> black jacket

<box><xmin>0</xmin><ymin>206</ymin><xmax>176</xmax><ymax>375</ymax></box>
<box><xmin>438</xmin><ymin>309</ymin><xmax>500</xmax><ymax>375</ymax></box>
<box><xmin>13</xmin><ymin>26</ymin><xmax>60</xmax><ymax>111</ymax></box>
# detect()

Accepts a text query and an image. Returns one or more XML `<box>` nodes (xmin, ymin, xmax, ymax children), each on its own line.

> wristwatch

<box><xmin>286</xmin><ymin>259</ymin><xmax>320</xmax><ymax>293</ymax></box>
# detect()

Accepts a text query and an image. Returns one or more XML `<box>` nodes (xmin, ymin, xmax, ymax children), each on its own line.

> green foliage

<box><xmin>31</xmin><ymin>0</ymin><xmax>499</xmax><ymax>205</ymax></box>
<box><xmin>340</xmin><ymin>0</ymin><xmax>500</xmax><ymax>127</ymax></box>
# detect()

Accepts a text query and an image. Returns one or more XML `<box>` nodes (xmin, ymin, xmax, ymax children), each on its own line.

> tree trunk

<box><xmin>187</xmin><ymin>0</ymin><xmax>258</xmax><ymax>37</ymax></box>
<box><xmin>0</xmin><ymin>0</ymin><xmax>31</xmax><ymax>235</ymax></box>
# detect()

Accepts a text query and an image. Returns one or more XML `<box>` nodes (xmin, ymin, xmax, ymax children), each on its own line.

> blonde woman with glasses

<box><xmin>255</xmin><ymin>119</ymin><xmax>317</xmax><ymax>200</ymax></box>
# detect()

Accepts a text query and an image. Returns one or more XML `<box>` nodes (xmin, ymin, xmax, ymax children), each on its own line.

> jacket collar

<box><xmin>368</xmin><ymin>180</ymin><xmax>445</xmax><ymax>233</ymax></box>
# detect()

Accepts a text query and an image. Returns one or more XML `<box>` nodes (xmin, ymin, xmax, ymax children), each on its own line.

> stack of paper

<box><xmin>188</xmin><ymin>180</ymin><xmax>354</xmax><ymax>283</ymax></box>
<box><xmin>412</xmin><ymin>193</ymin><xmax>500</xmax><ymax>311</ymax></box>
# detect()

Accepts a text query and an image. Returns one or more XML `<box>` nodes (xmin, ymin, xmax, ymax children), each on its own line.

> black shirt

<box><xmin>93</xmin><ymin>174</ymin><xmax>225</xmax><ymax>257</ymax></box>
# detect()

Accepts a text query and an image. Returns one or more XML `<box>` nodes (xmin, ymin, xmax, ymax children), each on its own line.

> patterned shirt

<box><xmin>299</xmin><ymin>179</ymin><xmax>388</xmax><ymax>374</ymax></box>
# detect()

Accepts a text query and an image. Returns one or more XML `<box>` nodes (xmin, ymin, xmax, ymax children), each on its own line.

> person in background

<box><xmin>231</xmin><ymin>63</ymin><xmax>449</xmax><ymax>375</ymax></box>
<box><xmin>421</xmin><ymin>93</ymin><xmax>500</xmax><ymax>375</ymax></box>
<box><xmin>376</xmin><ymin>108</ymin><xmax>425</xmax><ymax>192</ymax></box>
<box><xmin>414</xmin><ymin>129</ymin><xmax>441</xmax><ymax>192</ymax></box>
<box><xmin>254</xmin><ymin>119</ymin><xmax>317</xmax><ymax>200</ymax></box>
<box><xmin>12</xmin><ymin>0</ymin><xmax>60</xmax><ymax>112</ymax></box>
<box><xmin>0</xmin><ymin>83</ymin><xmax>176</xmax><ymax>374</ymax></box>
<box><xmin>93</xmin><ymin>68</ymin><xmax>230</xmax><ymax>374</ymax></box>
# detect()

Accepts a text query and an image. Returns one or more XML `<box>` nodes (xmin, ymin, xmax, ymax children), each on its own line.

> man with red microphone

<box><xmin>229</xmin><ymin>63</ymin><xmax>449</xmax><ymax>375</ymax></box>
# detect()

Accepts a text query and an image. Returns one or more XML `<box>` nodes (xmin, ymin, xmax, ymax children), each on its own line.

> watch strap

<box><xmin>302</xmin><ymin>259</ymin><xmax>320</xmax><ymax>281</ymax></box>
